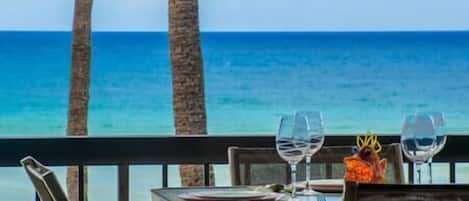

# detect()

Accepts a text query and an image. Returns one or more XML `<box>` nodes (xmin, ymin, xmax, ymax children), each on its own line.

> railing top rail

<box><xmin>0</xmin><ymin>135</ymin><xmax>467</xmax><ymax>167</ymax></box>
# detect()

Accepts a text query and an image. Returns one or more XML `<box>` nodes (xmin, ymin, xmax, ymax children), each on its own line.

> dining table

<box><xmin>151</xmin><ymin>186</ymin><xmax>343</xmax><ymax>201</ymax></box>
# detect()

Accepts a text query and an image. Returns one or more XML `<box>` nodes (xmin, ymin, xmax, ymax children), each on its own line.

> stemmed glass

<box><xmin>295</xmin><ymin>111</ymin><xmax>325</xmax><ymax>195</ymax></box>
<box><xmin>401</xmin><ymin>114</ymin><xmax>437</xmax><ymax>184</ymax></box>
<box><xmin>416</xmin><ymin>111</ymin><xmax>447</xmax><ymax>184</ymax></box>
<box><xmin>276</xmin><ymin>115</ymin><xmax>309</xmax><ymax>199</ymax></box>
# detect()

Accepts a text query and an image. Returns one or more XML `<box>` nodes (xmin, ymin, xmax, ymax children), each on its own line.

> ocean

<box><xmin>1</xmin><ymin>31</ymin><xmax>469</xmax><ymax>200</ymax></box>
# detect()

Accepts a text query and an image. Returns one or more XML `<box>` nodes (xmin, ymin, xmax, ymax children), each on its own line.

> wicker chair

<box><xmin>228</xmin><ymin>143</ymin><xmax>404</xmax><ymax>185</ymax></box>
<box><xmin>20</xmin><ymin>156</ymin><xmax>69</xmax><ymax>201</ymax></box>
<box><xmin>343</xmin><ymin>183</ymin><xmax>469</xmax><ymax>201</ymax></box>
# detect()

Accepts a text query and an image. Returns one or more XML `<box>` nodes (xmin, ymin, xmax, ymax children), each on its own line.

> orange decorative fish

<box><xmin>344</xmin><ymin>133</ymin><xmax>387</xmax><ymax>184</ymax></box>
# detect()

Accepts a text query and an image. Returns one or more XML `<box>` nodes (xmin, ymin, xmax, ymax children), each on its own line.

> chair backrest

<box><xmin>344</xmin><ymin>182</ymin><xmax>469</xmax><ymax>201</ymax></box>
<box><xmin>228</xmin><ymin>143</ymin><xmax>404</xmax><ymax>185</ymax></box>
<box><xmin>20</xmin><ymin>156</ymin><xmax>69</xmax><ymax>201</ymax></box>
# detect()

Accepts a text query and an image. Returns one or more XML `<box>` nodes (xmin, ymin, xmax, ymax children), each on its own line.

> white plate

<box><xmin>297</xmin><ymin>179</ymin><xmax>344</xmax><ymax>193</ymax></box>
<box><xmin>308</xmin><ymin>179</ymin><xmax>344</xmax><ymax>186</ymax></box>
<box><xmin>192</xmin><ymin>190</ymin><xmax>267</xmax><ymax>199</ymax></box>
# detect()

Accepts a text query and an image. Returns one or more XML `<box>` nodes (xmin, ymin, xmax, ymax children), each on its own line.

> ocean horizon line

<box><xmin>0</xmin><ymin>29</ymin><xmax>469</xmax><ymax>34</ymax></box>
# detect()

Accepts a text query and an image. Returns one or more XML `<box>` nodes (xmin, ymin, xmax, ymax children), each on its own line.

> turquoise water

<box><xmin>1</xmin><ymin>31</ymin><xmax>469</xmax><ymax>200</ymax></box>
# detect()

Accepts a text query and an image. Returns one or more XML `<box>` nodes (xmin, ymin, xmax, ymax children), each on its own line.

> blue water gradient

<box><xmin>1</xmin><ymin>31</ymin><xmax>469</xmax><ymax>200</ymax></box>
<box><xmin>1</xmin><ymin>32</ymin><xmax>469</xmax><ymax>136</ymax></box>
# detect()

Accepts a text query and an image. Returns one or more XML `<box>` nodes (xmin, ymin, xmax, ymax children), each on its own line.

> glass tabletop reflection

<box><xmin>151</xmin><ymin>186</ymin><xmax>342</xmax><ymax>201</ymax></box>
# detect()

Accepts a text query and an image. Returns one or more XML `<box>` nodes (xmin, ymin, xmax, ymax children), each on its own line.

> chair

<box><xmin>343</xmin><ymin>182</ymin><xmax>469</xmax><ymax>201</ymax></box>
<box><xmin>228</xmin><ymin>143</ymin><xmax>404</xmax><ymax>185</ymax></box>
<box><xmin>20</xmin><ymin>156</ymin><xmax>69</xmax><ymax>201</ymax></box>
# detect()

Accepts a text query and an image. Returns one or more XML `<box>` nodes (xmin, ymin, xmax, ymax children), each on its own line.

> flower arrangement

<box><xmin>344</xmin><ymin>131</ymin><xmax>387</xmax><ymax>184</ymax></box>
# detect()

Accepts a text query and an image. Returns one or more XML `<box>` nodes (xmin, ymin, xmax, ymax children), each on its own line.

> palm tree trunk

<box><xmin>168</xmin><ymin>0</ymin><xmax>214</xmax><ymax>186</ymax></box>
<box><xmin>67</xmin><ymin>0</ymin><xmax>93</xmax><ymax>200</ymax></box>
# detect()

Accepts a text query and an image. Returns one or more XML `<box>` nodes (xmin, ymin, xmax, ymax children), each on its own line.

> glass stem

<box><xmin>290</xmin><ymin>163</ymin><xmax>297</xmax><ymax>198</ymax></box>
<box><xmin>428</xmin><ymin>157</ymin><xmax>433</xmax><ymax>184</ymax></box>
<box><xmin>306</xmin><ymin>156</ymin><xmax>312</xmax><ymax>191</ymax></box>
<box><xmin>415</xmin><ymin>163</ymin><xmax>422</xmax><ymax>184</ymax></box>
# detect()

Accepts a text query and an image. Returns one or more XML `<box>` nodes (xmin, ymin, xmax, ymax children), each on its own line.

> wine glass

<box><xmin>416</xmin><ymin>111</ymin><xmax>447</xmax><ymax>184</ymax></box>
<box><xmin>295</xmin><ymin>111</ymin><xmax>325</xmax><ymax>195</ymax></box>
<box><xmin>276</xmin><ymin>115</ymin><xmax>309</xmax><ymax>199</ymax></box>
<box><xmin>401</xmin><ymin>114</ymin><xmax>437</xmax><ymax>184</ymax></box>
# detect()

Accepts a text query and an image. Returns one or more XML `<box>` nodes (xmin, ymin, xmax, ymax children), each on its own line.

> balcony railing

<box><xmin>1</xmin><ymin>135</ymin><xmax>468</xmax><ymax>201</ymax></box>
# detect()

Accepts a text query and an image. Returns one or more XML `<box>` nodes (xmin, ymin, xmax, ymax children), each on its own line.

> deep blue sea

<box><xmin>1</xmin><ymin>31</ymin><xmax>469</xmax><ymax>200</ymax></box>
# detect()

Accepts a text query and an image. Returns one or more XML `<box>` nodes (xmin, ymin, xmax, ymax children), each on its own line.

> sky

<box><xmin>0</xmin><ymin>0</ymin><xmax>468</xmax><ymax>31</ymax></box>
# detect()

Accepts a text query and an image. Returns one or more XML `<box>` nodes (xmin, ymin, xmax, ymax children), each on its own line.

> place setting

<box><xmin>178</xmin><ymin>190</ymin><xmax>282</xmax><ymax>201</ymax></box>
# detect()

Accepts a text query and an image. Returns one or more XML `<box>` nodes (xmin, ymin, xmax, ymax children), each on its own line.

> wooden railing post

<box><xmin>118</xmin><ymin>164</ymin><xmax>129</xmax><ymax>201</ymax></box>
<box><xmin>162</xmin><ymin>164</ymin><xmax>168</xmax><ymax>188</ymax></box>
<box><xmin>204</xmin><ymin>163</ymin><xmax>210</xmax><ymax>186</ymax></box>
<box><xmin>450</xmin><ymin>162</ymin><xmax>456</xmax><ymax>183</ymax></box>
<box><xmin>78</xmin><ymin>165</ymin><xmax>85</xmax><ymax>201</ymax></box>
<box><xmin>408</xmin><ymin>162</ymin><xmax>414</xmax><ymax>184</ymax></box>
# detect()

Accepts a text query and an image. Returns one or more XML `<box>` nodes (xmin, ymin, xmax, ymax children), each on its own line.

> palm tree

<box><xmin>168</xmin><ymin>0</ymin><xmax>214</xmax><ymax>186</ymax></box>
<box><xmin>67</xmin><ymin>0</ymin><xmax>93</xmax><ymax>200</ymax></box>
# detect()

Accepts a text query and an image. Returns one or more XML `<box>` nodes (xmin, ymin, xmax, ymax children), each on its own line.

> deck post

<box><xmin>118</xmin><ymin>164</ymin><xmax>129</xmax><ymax>201</ymax></box>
